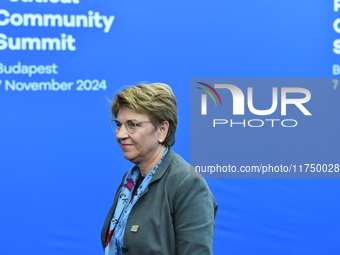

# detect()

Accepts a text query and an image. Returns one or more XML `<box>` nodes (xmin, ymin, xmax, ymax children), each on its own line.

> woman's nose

<box><xmin>116</xmin><ymin>124</ymin><xmax>129</xmax><ymax>139</ymax></box>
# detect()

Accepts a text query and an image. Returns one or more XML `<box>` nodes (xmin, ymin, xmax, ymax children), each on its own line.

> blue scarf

<box><xmin>105</xmin><ymin>148</ymin><xmax>168</xmax><ymax>255</ymax></box>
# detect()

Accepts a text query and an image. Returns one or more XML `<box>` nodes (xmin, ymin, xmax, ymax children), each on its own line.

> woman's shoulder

<box><xmin>166</xmin><ymin>150</ymin><xmax>207</xmax><ymax>185</ymax></box>
<box><xmin>166</xmin><ymin>151</ymin><xmax>190</xmax><ymax>175</ymax></box>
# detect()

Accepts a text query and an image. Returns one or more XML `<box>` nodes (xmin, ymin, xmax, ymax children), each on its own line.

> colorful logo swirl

<box><xmin>196</xmin><ymin>82</ymin><xmax>223</xmax><ymax>106</ymax></box>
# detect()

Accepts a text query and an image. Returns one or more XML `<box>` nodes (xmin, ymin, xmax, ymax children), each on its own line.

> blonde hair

<box><xmin>111</xmin><ymin>83</ymin><xmax>178</xmax><ymax>147</ymax></box>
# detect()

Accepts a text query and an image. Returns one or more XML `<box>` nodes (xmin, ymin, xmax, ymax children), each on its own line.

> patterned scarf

<box><xmin>104</xmin><ymin>147</ymin><xmax>168</xmax><ymax>255</ymax></box>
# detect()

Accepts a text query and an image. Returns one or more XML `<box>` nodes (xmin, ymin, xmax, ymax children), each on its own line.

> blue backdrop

<box><xmin>1</xmin><ymin>1</ymin><xmax>339</xmax><ymax>254</ymax></box>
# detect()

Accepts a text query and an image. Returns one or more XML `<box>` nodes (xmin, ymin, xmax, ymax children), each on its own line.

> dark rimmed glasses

<box><xmin>109</xmin><ymin>119</ymin><xmax>152</xmax><ymax>134</ymax></box>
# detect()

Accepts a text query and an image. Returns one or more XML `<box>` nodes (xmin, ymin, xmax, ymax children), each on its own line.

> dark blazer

<box><xmin>101</xmin><ymin>148</ymin><xmax>218</xmax><ymax>255</ymax></box>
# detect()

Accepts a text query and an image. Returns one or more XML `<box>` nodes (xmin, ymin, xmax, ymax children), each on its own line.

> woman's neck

<box><xmin>139</xmin><ymin>146</ymin><xmax>166</xmax><ymax>177</ymax></box>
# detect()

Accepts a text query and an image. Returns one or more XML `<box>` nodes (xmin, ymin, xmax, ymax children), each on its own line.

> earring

<box><xmin>159</xmin><ymin>139</ymin><xmax>163</xmax><ymax>143</ymax></box>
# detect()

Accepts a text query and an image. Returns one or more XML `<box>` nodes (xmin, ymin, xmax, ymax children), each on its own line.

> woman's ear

<box><xmin>158</xmin><ymin>121</ymin><xmax>169</xmax><ymax>142</ymax></box>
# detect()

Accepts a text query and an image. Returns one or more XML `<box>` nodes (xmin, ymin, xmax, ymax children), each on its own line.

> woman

<box><xmin>101</xmin><ymin>83</ymin><xmax>217</xmax><ymax>255</ymax></box>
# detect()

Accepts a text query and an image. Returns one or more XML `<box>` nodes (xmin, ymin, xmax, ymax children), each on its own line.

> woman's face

<box><xmin>115</xmin><ymin>108</ymin><xmax>165</xmax><ymax>166</ymax></box>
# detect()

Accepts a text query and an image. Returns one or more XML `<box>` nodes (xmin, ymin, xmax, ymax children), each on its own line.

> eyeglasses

<box><xmin>109</xmin><ymin>119</ymin><xmax>152</xmax><ymax>134</ymax></box>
